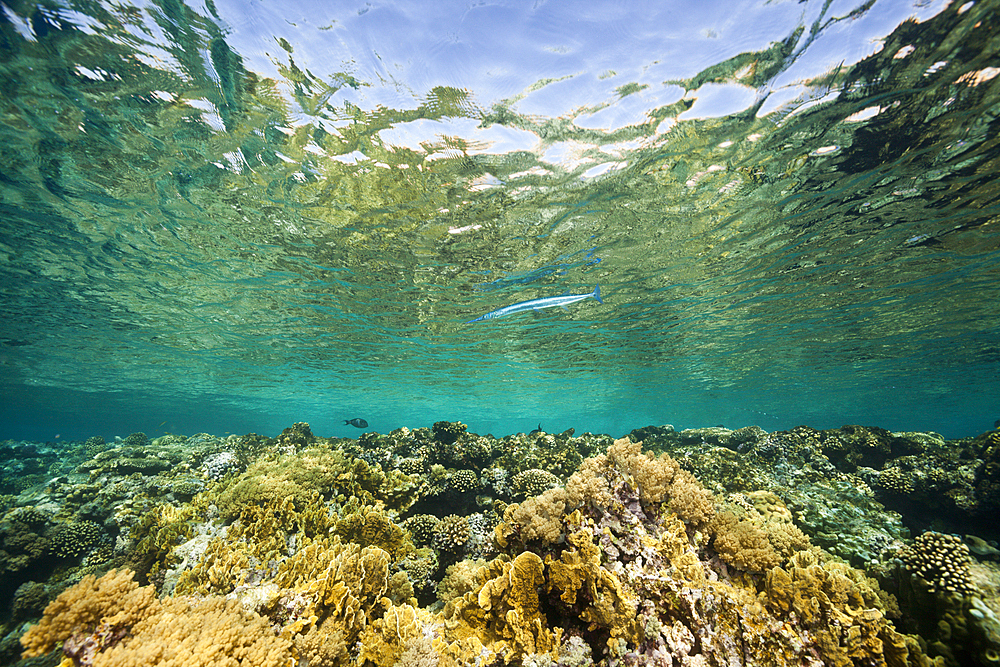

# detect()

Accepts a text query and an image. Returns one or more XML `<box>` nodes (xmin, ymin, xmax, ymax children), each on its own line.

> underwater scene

<box><xmin>1</xmin><ymin>0</ymin><xmax>1000</xmax><ymax>665</ymax></box>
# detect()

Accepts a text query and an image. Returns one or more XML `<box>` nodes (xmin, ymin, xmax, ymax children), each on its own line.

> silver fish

<box><xmin>466</xmin><ymin>285</ymin><xmax>603</xmax><ymax>323</ymax></box>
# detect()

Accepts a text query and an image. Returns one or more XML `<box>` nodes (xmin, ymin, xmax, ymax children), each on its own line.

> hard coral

<box><xmin>900</xmin><ymin>532</ymin><xmax>977</xmax><ymax>595</ymax></box>
<box><xmin>764</xmin><ymin>550</ymin><xmax>917</xmax><ymax>667</ymax></box>
<box><xmin>446</xmin><ymin>470</ymin><xmax>480</xmax><ymax>495</ymax></box>
<box><xmin>445</xmin><ymin>552</ymin><xmax>554</xmax><ymax>662</ymax></box>
<box><xmin>48</xmin><ymin>520</ymin><xmax>103</xmax><ymax>558</ymax></box>
<box><xmin>96</xmin><ymin>597</ymin><xmax>294</xmax><ymax>667</ymax></box>
<box><xmin>544</xmin><ymin>529</ymin><xmax>637</xmax><ymax>639</ymax></box>
<box><xmin>511</xmin><ymin>469</ymin><xmax>561</xmax><ymax>498</ymax></box>
<box><xmin>333</xmin><ymin>503</ymin><xmax>413</xmax><ymax>561</ymax></box>
<box><xmin>433</xmin><ymin>515</ymin><xmax>471</xmax><ymax>553</ymax></box>
<box><xmin>21</xmin><ymin>568</ymin><xmax>154</xmax><ymax>658</ymax></box>
<box><xmin>432</xmin><ymin>421</ymin><xmax>467</xmax><ymax>445</ymax></box>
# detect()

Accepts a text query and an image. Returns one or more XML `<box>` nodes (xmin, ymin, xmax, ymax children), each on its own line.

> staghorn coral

<box><xmin>401</xmin><ymin>549</ymin><xmax>439</xmax><ymax>598</ymax></box>
<box><xmin>0</xmin><ymin>520</ymin><xmax>48</xmax><ymax>573</ymax></box>
<box><xmin>122</xmin><ymin>432</ymin><xmax>149</xmax><ymax>447</ymax></box>
<box><xmin>432</xmin><ymin>421</ymin><xmax>467</xmax><ymax>445</ymax></box>
<box><xmin>11</xmin><ymin>580</ymin><xmax>50</xmax><ymax>621</ymax></box>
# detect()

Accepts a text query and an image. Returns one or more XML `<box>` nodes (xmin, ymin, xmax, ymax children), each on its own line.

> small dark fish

<box><xmin>995</xmin><ymin>419</ymin><xmax>1000</xmax><ymax>428</ymax></box>
<box><xmin>529</xmin><ymin>423</ymin><xmax>542</xmax><ymax>435</ymax></box>
<box><xmin>344</xmin><ymin>418</ymin><xmax>368</xmax><ymax>428</ymax></box>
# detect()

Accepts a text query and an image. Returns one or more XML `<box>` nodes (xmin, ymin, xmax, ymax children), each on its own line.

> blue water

<box><xmin>1</xmin><ymin>0</ymin><xmax>998</xmax><ymax>443</ymax></box>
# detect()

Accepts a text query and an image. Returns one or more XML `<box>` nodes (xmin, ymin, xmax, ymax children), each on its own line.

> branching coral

<box><xmin>899</xmin><ymin>532</ymin><xmax>977</xmax><ymax>595</ymax></box>
<box><xmin>17</xmin><ymin>428</ymin><xmax>939</xmax><ymax>667</ymax></box>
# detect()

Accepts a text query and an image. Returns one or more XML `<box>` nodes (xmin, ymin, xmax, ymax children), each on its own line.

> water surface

<box><xmin>0</xmin><ymin>0</ymin><xmax>998</xmax><ymax>440</ymax></box>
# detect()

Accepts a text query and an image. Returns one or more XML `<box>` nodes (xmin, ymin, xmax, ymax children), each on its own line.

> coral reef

<box><xmin>6</xmin><ymin>422</ymin><xmax>1000</xmax><ymax>667</ymax></box>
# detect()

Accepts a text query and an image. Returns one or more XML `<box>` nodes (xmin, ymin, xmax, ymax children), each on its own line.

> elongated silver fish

<box><xmin>465</xmin><ymin>285</ymin><xmax>603</xmax><ymax>323</ymax></box>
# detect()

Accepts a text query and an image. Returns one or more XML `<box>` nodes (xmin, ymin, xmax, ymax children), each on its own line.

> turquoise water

<box><xmin>1</xmin><ymin>0</ymin><xmax>998</xmax><ymax>442</ymax></box>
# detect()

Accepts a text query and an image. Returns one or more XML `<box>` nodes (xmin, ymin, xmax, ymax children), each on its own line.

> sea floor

<box><xmin>1</xmin><ymin>421</ymin><xmax>999</xmax><ymax>666</ymax></box>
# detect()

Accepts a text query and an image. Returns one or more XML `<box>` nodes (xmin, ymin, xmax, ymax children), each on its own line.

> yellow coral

<box><xmin>438</xmin><ymin>558</ymin><xmax>487</xmax><ymax>604</ymax></box>
<box><xmin>21</xmin><ymin>568</ymin><xmax>156</xmax><ymax>658</ymax></box>
<box><xmin>445</xmin><ymin>552</ymin><xmax>556</xmax><ymax>663</ymax></box>
<box><xmin>496</xmin><ymin>488</ymin><xmax>570</xmax><ymax>545</ymax></box>
<box><xmin>763</xmin><ymin>550</ymin><xmax>918</xmax><ymax>667</ymax></box>
<box><xmin>545</xmin><ymin>529</ymin><xmax>639</xmax><ymax>643</ymax></box>
<box><xmin>97</xmin><ymin>597</ymin><xmax>293</xmax><ymax>667</ymax></box>
<box><xmin>21</xmin><ymin>569</ymin><xmax>293</xmax><ymax>667</ymax></box>
<box><xmin>333</xmin><ymin>503</ymin><xmax>413</xmax><ymax>561</ymax></box>
<box><xmin>291</xmin><ymin>624</ymin><xmax>347</xmax><ymax>667</ymax></box>
<box><xmin>710</xmin><ymin>505</ymin><xmax>812</xmax><ymax>573</ymax></box>
<box><xmin>607</xmin><ymin>437</ymin><xmax>680</xmax><ymax>503</ymax></box>
<box><xmin>711</xmin><ymin>510</ymin><xmax>783</xmax><ymax>572</ymax></box>
<box><xmin>497</xmin><ymin>438</ymin><xmax>716</xmax><ymax>548</ymax></box>
<box><xmin>214</xmin><ymin>445</ymin><xmax>417</xmax><ymax>520</ymax></box>
<box><xmin>356</xmin><ymin>603</ymin><xmax>428</xmax><ymax>667</ymax></box>
<box><xmin>647</xmin><ymin>514</ymin><xmax>707</xmax><ymax>584</ymax></box>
